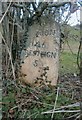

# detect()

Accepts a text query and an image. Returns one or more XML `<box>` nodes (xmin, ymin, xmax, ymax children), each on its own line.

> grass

<box><xmin>59</xmin><ymin>26</ymin><xmax>80</xmax><ymax>75</ymax></box>
<box><xmin>60</xmin><ymin>51</ymin><xmax>79</xmax><ymax>75</ymax></box>
<box><xmin>2</xmin><ymin>83</ymin><xmax>80</xmax><ymax>119</ymax></box>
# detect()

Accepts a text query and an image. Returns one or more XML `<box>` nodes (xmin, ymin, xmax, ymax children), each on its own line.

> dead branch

<box><xmin>0</xmin><ymin>32</ymin><xmax>16</xmax><ymax>80</ymax></box>
<box><xmin>41</xmin><ymin>102</ymin><xmax>80</xmax><ymax>114</ymax></box>
<box><xmin>41</xmin><ymin>110</ymin><xmax>80</xmax><ymax>114</ymax></box>
<box><xmin>0</xmin><ymin>1</ymin><xmax>12</xmax><ymax>24</ymax></box>
<box><xmin>51</xmin><ymin>87</ymin><xmax>59</xmax><ymax>120</ymax></box>
<box><xmin>48</xmin><ymin>2</ymin><xmax>71</xmax><ymax>8</ymax></box>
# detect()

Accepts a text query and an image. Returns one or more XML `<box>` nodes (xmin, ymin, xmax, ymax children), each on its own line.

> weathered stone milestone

<box><xmin>21</xmin><ymin>16</ymin><xmax>60</xmax><ymax>86</ymax></box>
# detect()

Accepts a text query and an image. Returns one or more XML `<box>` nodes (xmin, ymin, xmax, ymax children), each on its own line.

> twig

<box><xmin>32</xmin><ymin>100</ymin><xmax>54</xmax><ymax>107</ymax></box>
<box><xmin>51</xmin><ymin>87</ymin><xmax>59</xmax><ymax>120</ymax></box>
<box><xmin>22</xmin><ymin>109</ymin><xmax>27</xmax><ymax>118</ymax></box>
<box><xmin>27</xmin><ymin>112</ymin><xmax>38</xmax><ymax>119</ymax></box>
<box><xmin>8</xmin><ymin>15</ymin><xmax>23</xmax><ymax>30</ymax></box>
<box><xmin>55</xmin><ymin>102</ymin><xmax>80</xmax><ymax>111</ymax></box>
<box><xmin>48</xmin><ymin>2</ymin><xmax>71</xmax><ymax>8</ymax></box>
<box><xmin>75</xmin><ymin>114</ymin><xmax>80</xmax><ymax>120</ymax></box>
<box><xmin>0</xmin><ymin>32</ymin><xmax>16</xmax><ymax>80</ymax></box>
<box><xmin>41</xmin><ymin>102</ymin><xmax>80</xmax><ymax>114</ymax></box>
<box><xmin>0</xmin><ymin>102</ymin><xmax>2</xmax><ymax>105</ymax></box>
<box><xmin>12</xmin><ymin>3</ymin><xmax>24</xmax><ymax>8</ymax></box>
<box><xmin>11</xmin><ymin>21</ymin><xmax>14</xmax><ymax>48</ymax></box>
<box><xmin>27</xmin><ymin>86</ymin><xmax>43</xmax><ymax>96</ymax></box>
<box><xmin>42</xmin><ymin>110</ymin><xmax>80</xmax><ymax>114</ymax></box>
<box><xmin>10</xmin><ymin>99</ymin><xmax>32</xmax><ymax>110</ymax></box>
<box><xmin>30</xmin><ymin>91</ymin><xmax>39</xmax><ymax>100</ymax></box>
<box><xmin>34</xmin><ymin>112</ymin><xmax>39</xmax><ymax>119</ymax></box>
<box><xmin>0</xmin><ymin>1</ymin><xmax>12</xmax><ymax>24</ymax></box>
<box><xmin>66</xmin><ymin>113</ymin><xmax>80</xmax><ymax>119</ymax></box>
<box><xmin>77</xmin><ymin>40</ymin><xmax>81</xmax><ymax>69</ymax></box>
<box><xmin>66</xmin><ymin>40</ymin><xmax>74</xmax><ymax>55</ymax></box>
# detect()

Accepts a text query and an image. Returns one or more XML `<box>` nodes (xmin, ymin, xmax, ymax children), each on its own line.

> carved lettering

<box><xmin>40</xmin><ymin>51</ymin><xmax>47</xmax><ymax>58</ymax></box>
<box><xmin>36</xmin><ymin>29</ymin><xmax>55</xmax><ymax>37</ymax></box>
<box><xmin>31</xmin><ymin>41</ymin><xmax>46</xmax><ymax>48</ymax></box>
<box><xmin>47</xmin><ymin>52</ymin><xmax>52</xmax><ymax>58</ymax></box>
<box><xmin>25</xmin><ymin>50</ymin><xmax>56</xmax><ymax>59</ymax></box>
<box><xmin>33</xmin><ymin>60</ymin><xmax>38</xmax><ymax>67</ymax></box>
<box><xmin>33</xmin><ymin>50</ymin><xmax>40</xmax><ymax>56</ymax></box>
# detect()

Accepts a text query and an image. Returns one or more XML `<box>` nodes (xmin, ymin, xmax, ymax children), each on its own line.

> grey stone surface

<box><xmin>21</xmin><ymin>15</ymin><xmax>60</xmax><ymax>86</ymax></box>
